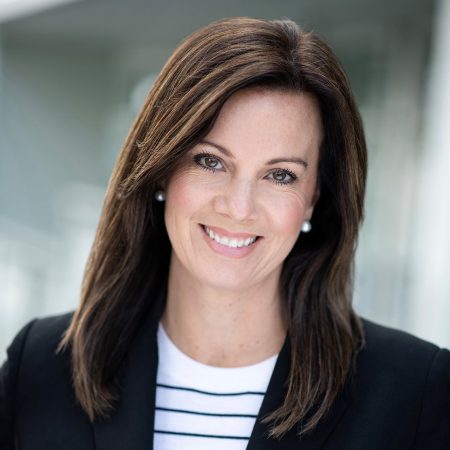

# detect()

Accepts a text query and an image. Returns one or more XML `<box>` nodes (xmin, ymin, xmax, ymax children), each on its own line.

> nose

<box><xmin>213</xmin><ymin>178</ymin><xmax>258</xmax><ymax>223</ymax></box>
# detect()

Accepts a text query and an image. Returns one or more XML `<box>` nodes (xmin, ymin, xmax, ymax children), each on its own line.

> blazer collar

<box><xmin>92</xmin><ymin>288</ymin><xmax>351</xmax><ymax>450</ymax></box>
<box><xmin>92</xmin><ymin>286</ymin><xmax>166</xmax><ymax>450</ymax></box>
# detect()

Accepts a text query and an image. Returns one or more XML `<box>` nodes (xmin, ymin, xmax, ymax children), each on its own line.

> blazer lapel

<box><xmin>92</xmin><ymin>286</ymin><xmax>351</xmax><ymax>450</ymax></box>
<box><xmin>247</xmin><ymin>335</ymin><xmax>351</xmax><ymax>450</ymax></box>
<box><xmin>92</xmin><ymin>287</ymin><xmax>166</xmax><ymax>450</ymax></box>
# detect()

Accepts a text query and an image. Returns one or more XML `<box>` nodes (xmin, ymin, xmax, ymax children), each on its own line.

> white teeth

<box><xmin>203</xmin><ymin>226</ymin><xmax>257</xmax><ymax>248</ymax></box>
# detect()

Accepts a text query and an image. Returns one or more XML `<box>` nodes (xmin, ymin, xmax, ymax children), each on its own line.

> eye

<box><xmin>193</xmin><ymin>153</ymin><xmax>224</xmax><ymax>172</ymax></box>
<box><xmin>267</xmin><ymin>169</ymin><xmax>298</xmax><ymax>185</ymax></box>
<box><xmin>193</xmin><ymin>153</ymin><xmax>297</xmax><ymax>186</ymax></box>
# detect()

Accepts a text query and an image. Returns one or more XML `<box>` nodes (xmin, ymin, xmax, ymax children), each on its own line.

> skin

<box><xmin>161</xmin><ymin>87</ymin><xmax>322</xmax><ymax>367</ymax></box>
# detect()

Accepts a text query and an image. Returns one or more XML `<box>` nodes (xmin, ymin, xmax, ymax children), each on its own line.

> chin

<box><xmin>197</xmin><ymin>271</ymin><xmax>254</xmax><ymax>292</ymax></box>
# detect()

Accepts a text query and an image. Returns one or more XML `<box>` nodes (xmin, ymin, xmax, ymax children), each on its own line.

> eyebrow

<box><xmin>200</xmin><ymin>139</ymin><xmax>308</xmax><ymax>168</ymax></box>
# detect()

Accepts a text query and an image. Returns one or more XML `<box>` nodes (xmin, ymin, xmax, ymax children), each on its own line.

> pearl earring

<box><xmin>301</xmin><ymin>220</ymin><xmax>312</xmax><ymax>233</ymax></box>
<box><xmin>155</xmin><ymin>190</ymin><xmax>165</xmax><ymax>202</ymax></box>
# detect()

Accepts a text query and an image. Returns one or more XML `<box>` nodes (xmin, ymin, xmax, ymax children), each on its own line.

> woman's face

<box><xmin>164</xmin><ymin>87</ymin><xmax>322</xmax><ymax>292</ymax></box>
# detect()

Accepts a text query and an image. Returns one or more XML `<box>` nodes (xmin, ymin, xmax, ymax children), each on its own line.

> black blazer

<box><xmin>1</xmin><ymin>303</ymin><xmax>449</xmax><ymax>450</ymax></box>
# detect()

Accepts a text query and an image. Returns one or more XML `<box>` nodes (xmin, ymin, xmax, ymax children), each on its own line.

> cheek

<box><xmin>165</xmin><ymin>171</ymin><xmax>209</xmax><ymax>221</ymax></box>
<box><xmin>264</xmin><ymin>191</ymin><xmax>307</xmax><ymax>237</ymax></box>
<box><xmin>279</xmin><ymin>205</ymin><xmax>304</xmax><ymax>237</ymax></box>
<box><xmin>263</xmin><ymin>197</ymin><xmax>304</xmax><ymax>264</ymax></box>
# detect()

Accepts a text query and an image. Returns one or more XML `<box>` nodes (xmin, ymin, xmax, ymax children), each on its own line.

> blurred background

<box><xmin>1</xmin><ymin>0</ymin><xmax>449</xmax><ymax>357</ymax></box>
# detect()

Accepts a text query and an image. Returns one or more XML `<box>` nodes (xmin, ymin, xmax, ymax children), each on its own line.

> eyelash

<box><xmin>193</xmin><ymin>152</ymin><xmax>298</xmax><ymax>186</ymax></box>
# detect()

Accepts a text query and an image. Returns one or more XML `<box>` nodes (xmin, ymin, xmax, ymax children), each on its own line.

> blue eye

<box><xmin>267</xmin><ymin>169</ymin><xmax>297</xmax><ymax>185</ymax></box>
<box><xmin>193</xmin><ymin>153</ymin><xmax>223</xmax><ymax>172</ymax></box>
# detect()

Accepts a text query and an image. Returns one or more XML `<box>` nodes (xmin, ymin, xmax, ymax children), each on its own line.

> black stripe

<box><xmin>155</xmin><ymin>406</ymin><xmax>258</xmax><ymax>418</ymax></box>
<box><xmin>154</xmin><ymin>429</ymin><xmax>249</xmax><ymax>440</ymax></box>
<box><xmin>156</xmin><ymin>383</ymin><xmax>265</xmax><ymax>396</ymax></box>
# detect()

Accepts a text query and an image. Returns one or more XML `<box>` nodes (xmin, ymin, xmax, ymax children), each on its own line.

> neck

<box><xmin>161</xmin><ymin>257</ymin><xmax>287</xmax><ymax>368</ymax></box>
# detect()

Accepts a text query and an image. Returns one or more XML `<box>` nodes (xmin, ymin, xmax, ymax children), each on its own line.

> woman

<box><xmin>1</xmin><ymin>17</ymin><xmax>449</xmax><ymax>450</ymax></box>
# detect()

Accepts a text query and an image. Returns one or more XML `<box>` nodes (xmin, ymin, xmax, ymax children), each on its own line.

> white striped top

<box><xmin>154</xmin><ymin>323</ymin><xmax>278</xmax><ymax>450</ymax></box>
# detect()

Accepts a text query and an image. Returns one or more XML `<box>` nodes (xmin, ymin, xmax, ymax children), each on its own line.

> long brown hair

<box><xmin>59</xmin><ymin>17</ymin><xmax>367</xmax><ymax>438</ymax></box>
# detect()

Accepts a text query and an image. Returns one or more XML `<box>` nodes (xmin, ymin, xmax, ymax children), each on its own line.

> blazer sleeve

<box><xmin>0</xmin><ymin>319</ymin><xmax>37</xmax><ymax>450</ymax></box>
<box><xmin>414</xmin><ymin>347</ymin><xmax>450</xmax><ymax>449</ymax></box>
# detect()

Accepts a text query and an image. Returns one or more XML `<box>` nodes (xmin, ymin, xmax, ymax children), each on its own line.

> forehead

<box><xmin>204</xmin><ymin>87</ymin><xmax>323</xmax><ymax>160</ymax></box>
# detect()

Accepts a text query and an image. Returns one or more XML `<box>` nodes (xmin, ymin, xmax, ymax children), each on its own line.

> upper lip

<box><xmin>201</xmin><ymin>224</ymin><xmax>261</xmax><ymax>239</ymax></box>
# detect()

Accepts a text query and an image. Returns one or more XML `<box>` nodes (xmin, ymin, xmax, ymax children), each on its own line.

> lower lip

<box><xmin>199</xmin><ymin>224</ymin><xmax>262</xmax><ymax>259</ymax></box>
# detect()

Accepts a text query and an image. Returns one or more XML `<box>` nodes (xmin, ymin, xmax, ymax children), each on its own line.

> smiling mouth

<box><xmin>200</xmin><ymin>224</ymin><xmax>262</xmax><ymax>248</ymax></box>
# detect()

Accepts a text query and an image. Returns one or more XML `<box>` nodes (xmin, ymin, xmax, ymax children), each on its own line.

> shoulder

<box><xmin>360</xmin><ymin>316</ymin><xmax>444</xmax><ymax>361</ymax></box>
<box><xmin>350</xmin><ymin>317</ymin><xmax>450</xmax><ymax>447</ymax></box>
<box><xmin>5</xmin><ymin>312</ymin><xmax>74</xmax><ymax>368</ymax></box>
<box><xmin>1</xmin><ymin>312</ymin><xmax>78</xmax><ymax>447</ymax></box>
<box><xmin>357</xmin><ymin>316</ymin><xmax>449</xmax><ymax>386</ymax></box>
<box><xmin>2</xmin><ymin>312</ymin><xmax>74</xmax><ymax>394</ymax></box>
<box><xmin>18</xmin><ymin>312</ymin><xmax>74</xmax><ymax>352</ymax></box>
